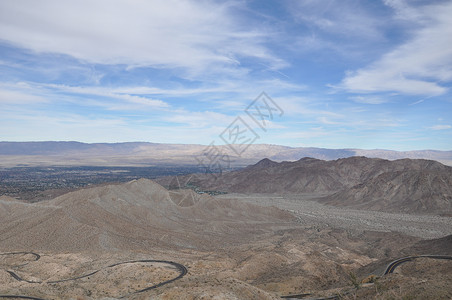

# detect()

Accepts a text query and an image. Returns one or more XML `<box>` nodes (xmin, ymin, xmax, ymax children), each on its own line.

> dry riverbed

<box><xmin>218</xmin><ymin>193</ymin><xmax>452</xmax><ymax>239</ymax></box>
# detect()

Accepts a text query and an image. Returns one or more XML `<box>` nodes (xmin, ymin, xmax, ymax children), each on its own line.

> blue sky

<box><xmin>0</xmin><ymin>0</ymin><xmax>451</xmax><ymax>150</ymax></box>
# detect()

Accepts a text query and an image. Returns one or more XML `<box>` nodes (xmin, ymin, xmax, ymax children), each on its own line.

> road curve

<box><xmin>0</xmin><ymin>253</ymin><xmax>188</xmax><ymax>300</ymax></box>
<box><xmin>383</xmin><ymin>255</ymin><xmax>452</xmax><ymax>275</ymax></box>
<box><xmin>0</xmin><ymin>252</ymin><xmax>40</xmax><ymax>264</ymax></box>
<box><xmin>282</xmin><ymin>255</ymin><xmax>452</xmax><ymax>300</ymax></box>
<box><xmin>2</xmin><ymin>253</ymin><xmax>450</xmax><ymax>299</ymax></box>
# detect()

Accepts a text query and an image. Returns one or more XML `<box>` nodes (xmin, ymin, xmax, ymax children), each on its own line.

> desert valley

<box><xmin>0</xmin><ymin>142</ymin><xmax>451</xmax><ymax>299</ymax></box>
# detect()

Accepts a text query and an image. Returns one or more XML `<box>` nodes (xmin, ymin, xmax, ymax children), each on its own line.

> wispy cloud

<box><xmin>0</xmin><ymin>0</ymin><xmax>283</xmax><ymax>78</ymax></box>
<box><xmin>429</xmin><ymin>125</ymin><xmax>451</xmax><ymax>130</ymax></box>
<box><xmin>289</xmin><ymin>0</ymin><xmax>385</xmax><ymax>40</ymax></box>
<box><xmin>383</xmin><ymin>0</ymin><xmax>425</xmax><ymax>22</ymax></box>
<box><xmin>350</xmin><ymin>96</ymin><xmax>388</xmax><ymax>105</ymax></box>
<box><xmin>0</xmin><ymin>87</ymin><xmax>48</xmax><ymax>104</ymax></box>
<box><xmin>163</xmin><ymin>111</ymin><xmax>233</xmax><ymax>128</ymax></box>
<box><xmin>44</xmin><ymin>84</ymin><xmax>170</xmax><ymax>109</ymax></box>
<box><xmin>341</xmin><ymin>1</ymin><xmax>452</xmax><ymax>96</ymax></box>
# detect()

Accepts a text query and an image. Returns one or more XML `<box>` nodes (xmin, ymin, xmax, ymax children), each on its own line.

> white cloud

<box><xmin>0</xmin><ymin>0</ymin><xmax>283</xmax><ymax>77</ymax></box>
<box><xmin>0</xmin><ymin>82</ymin><xmax>51</xmax><ymax>104</ymax></box>
<box><xmin>289</xmin><ymin>0</ymin><xmax>385</xmax><ymax>40</ymax></box>
<box><xmin>271</xmin><ymin>96</ymin><xmax>344</xmax><ymax>119</ymax></box>
<box><xmin>37</xmin><ymin>83</ymin><xmax>170</xmax><ymax>110</ymax></box>
<box><xmin>0</xmin><ymin>88</ymin><xmax>48</xmax><ymax>104</ymax></box>
<box><xmin>163</xmin><ymin>111</ymin><xmax>233</xmax><ymax>128</ymax></box>
<box><xmin>383</xmin><ymin>0</ymin><xmax>425</xmax><ymax>22</ymax></box>
<box><xmin>115</xmin><ymin>94</ymin><xmax>168</xmax><ymax>109</ymax></box>
<box><xmin>0</xmin><ymin>108</ymin><xmax>228</xmax><ymax>144</ymax></box>
<box><xmin>317</xmin><ymin>116</ymin><xmax>346</xmax><ymax>125</ymax></box>
<box><xmin>350</xmin><ymin>96</ymin><xmax>388</xmax><ymax>104</ymax></box>
<box><xmin>341</xmin><ymin>1</ymin><xmax>452</xmax><ymax>96</ymax></box>
<box><xmin>429</xmin><ymin>125</ymin><xmax>451</xmax><ymax>130</ymax></box>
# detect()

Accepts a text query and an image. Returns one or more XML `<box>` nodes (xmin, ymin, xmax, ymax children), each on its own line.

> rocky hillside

<box><xmin>320</xmin><ymin>168</ymin><xmax>452</xmax><ymax>214</ymax></box>
<box><xmin>180</xmin><ymin>157</ymin><xmax>452</xmax><ymax>214</ymax></box>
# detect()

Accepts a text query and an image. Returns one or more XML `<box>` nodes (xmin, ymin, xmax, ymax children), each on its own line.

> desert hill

<box><xmin>403</xmin><ymin>234</ymin><xmax>452</xmax><ymax>255</ymax></box>
<box><xmin>0</xmin><ymin>195</ymin><xmax>22</xmax><ymax>202</ymax></box>
<box><xmin>1</xmin><ymin>178</ymin><xmax>450</xmax><ymax>299</ymax></box>
<box><xmin>321</xmin><ymin>168</ymin><xmax>452</xmax><ymax>213</ymax></box>
<box><xmin>0</xmin><ymin>179</ymin><xmax>293</xmax><ymax>253</ymax></box>
<box><xmin>173</xmin><ymin>156</ymin><xmax>452</xmax><ymax>214</ymax></box>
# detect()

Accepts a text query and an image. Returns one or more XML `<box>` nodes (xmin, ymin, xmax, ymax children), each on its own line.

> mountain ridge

<box><xmin>0</xmin><ymin>141</ymin><xmax>451</xmax><ymax>167</ymax></box>
<box><xmin>175</xmin><ymin>156</ymin><xmax>452</xmax><ymax>214</ymax></box>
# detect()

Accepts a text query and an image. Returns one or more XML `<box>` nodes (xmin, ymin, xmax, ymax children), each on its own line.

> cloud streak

<box><xmin>430</xmin><ymin>125</ymin><xmax>451</xmax><ymax>131</ymax></box>
<box><xmin>341</xmin><ymin>1</ymin><xmax>452</xmax><ymax>96</ymax></box>
<box><xmin>0</xmin><ymin>0</ymin><xmax>283</xmax><ymax>77</ymax></box>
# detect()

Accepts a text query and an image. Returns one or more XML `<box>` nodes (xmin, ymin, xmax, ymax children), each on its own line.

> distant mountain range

<box><xmin>165</xmin><ymin>156</ymin><xmax>452</xmax><ymax>214</ymax></box>
<box><xmin>0</xmin><ymin>141</ymin><xmax>451</xmax><ymax>167</ymax></box>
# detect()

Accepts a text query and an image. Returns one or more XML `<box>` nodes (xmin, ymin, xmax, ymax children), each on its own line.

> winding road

<box><xmin>383</xmin><ymin>255</ymin><xmax>452</xmax><ymax>275</ymax></box>
<box><xmin>281</xmin><ymin>255</ymin><xmax>452</xmax><ymax>300</ymax></box>
<box><xmin>2</xmin><ymin>252</ymin><xmax>451</xmax><ymax>299</ymax></box>
<box><xmin>0</xmin><ymin>252</ymin><xmax>188</xmax><ymax>300</ymax></box>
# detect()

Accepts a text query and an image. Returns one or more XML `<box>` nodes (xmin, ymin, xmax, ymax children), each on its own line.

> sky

<box><xmin>0</xmin><ymin>0</ymin><xmax>451</xmax><ymax>151</ymax></box>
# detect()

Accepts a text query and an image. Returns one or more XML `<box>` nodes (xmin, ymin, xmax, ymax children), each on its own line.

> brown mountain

<box><xmin>0</xmin><ymin>179</ymin><xmax>293</xmax><ymax>253</ymax></box>
<box><xmin>177</xmin><ymin>156</ymin><xmax>452</xmax><ymax>214</ymax></box>
<box><xmin>321</xmin><ymin>168</ymin><xmax>452</xmax><ymax>214</ymax></box>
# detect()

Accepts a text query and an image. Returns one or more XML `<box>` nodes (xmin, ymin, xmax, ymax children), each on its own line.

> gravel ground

<box><xmin>218</xmin><ymin>193</ymin><xmax>452</xmax><ymax>239</ymax></box>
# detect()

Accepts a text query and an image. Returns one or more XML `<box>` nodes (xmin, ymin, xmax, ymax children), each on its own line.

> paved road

<box><xmin>282</xmin><ymin>255</ymin><xmax>452</xmax><ymax>300</ymax></box>
<box><xmin>2</xmin><ymin>252</ymin><xmax>450</xmax><ymax>299</ymax></box>
<box><xmin>0</xmin><ymin>252</ymin><xmax>40</xmax><ymax>263</ymax></box>
<box><xmin>383</xmin><ymin>255</ymin><xmax>452</xmax><ymax>275</ymax></box>
<box><xmin>0</xmin><ymin>252</ymin><xmax>188</xmax><ymax>300</ymax></box>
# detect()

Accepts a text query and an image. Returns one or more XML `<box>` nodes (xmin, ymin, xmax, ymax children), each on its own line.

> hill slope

<box><xmin>0</xmin><ymin>179</ymin><xmax>293</xmax><ymax>252</ymax></box>
<box><xmin>320</xmin><ymin>169</ymin><xmax>452</xmax><ymax>213</ymax></box>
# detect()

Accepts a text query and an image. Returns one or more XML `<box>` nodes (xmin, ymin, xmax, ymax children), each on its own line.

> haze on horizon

<box><xmin>1</xmin><ymin>0</ymin><xmax>452</xmax><ymax>151</ymax></box>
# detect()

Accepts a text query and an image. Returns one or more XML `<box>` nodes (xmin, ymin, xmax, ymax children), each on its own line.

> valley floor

<box><xmin>1</xmin><ymin>187</ymin><xmax>451</xmax><ymax>299</ymax></box>
<box><xmin>221</xmin><ymin>193</ymin><xmax>452</xmax><ymax>239</ymax></box>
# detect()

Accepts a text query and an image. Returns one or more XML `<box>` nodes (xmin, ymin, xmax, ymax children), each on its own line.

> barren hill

<box><xmin>403</xmin><ymin>234</ymin><xmax>452</xmax><ymax>255</ymax></box>
<box><xmin>320</xmin><ymin>168</ymin><xmax>452</xmax><ymax>214</ymax></box>
<box><xmin>1</xmin><ymin>177</ymin><xmax>450</xmax><ymax>299</ymax></box>
<box><xmin>0</xmin><ymin>179</ymin><xmax>293</xmax><ymax>253</ymax></box>
<box><xmin>176</xmin><ymin>156</ymin><xmax>452</xmax><ymax>214</ymax></box>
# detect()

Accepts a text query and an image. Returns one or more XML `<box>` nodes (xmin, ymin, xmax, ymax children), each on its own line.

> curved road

<box><xmin>0</xmin><ymin>252</ymin><xmax>187</xmax><ymax>300</ymax></box>
<box><xmin>282</xmin><ymin>255</ymin><xmax>452</xmax><ymax>300</ymax></box>
<box><xmin>383</xmin><ymin>255</ymin><xmax>452</xmax><ymax>275</ymax></box>
<box><xmin>2</xmin><ymin>252</ymin><xmax>451</xmax><ymax>300</ymax></box>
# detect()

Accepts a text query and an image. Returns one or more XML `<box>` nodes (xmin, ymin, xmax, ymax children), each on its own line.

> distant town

<box><xmin>0</xmin><ymin>165</ymin><xmax>206</xmax><ymax>201</ymax></box>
